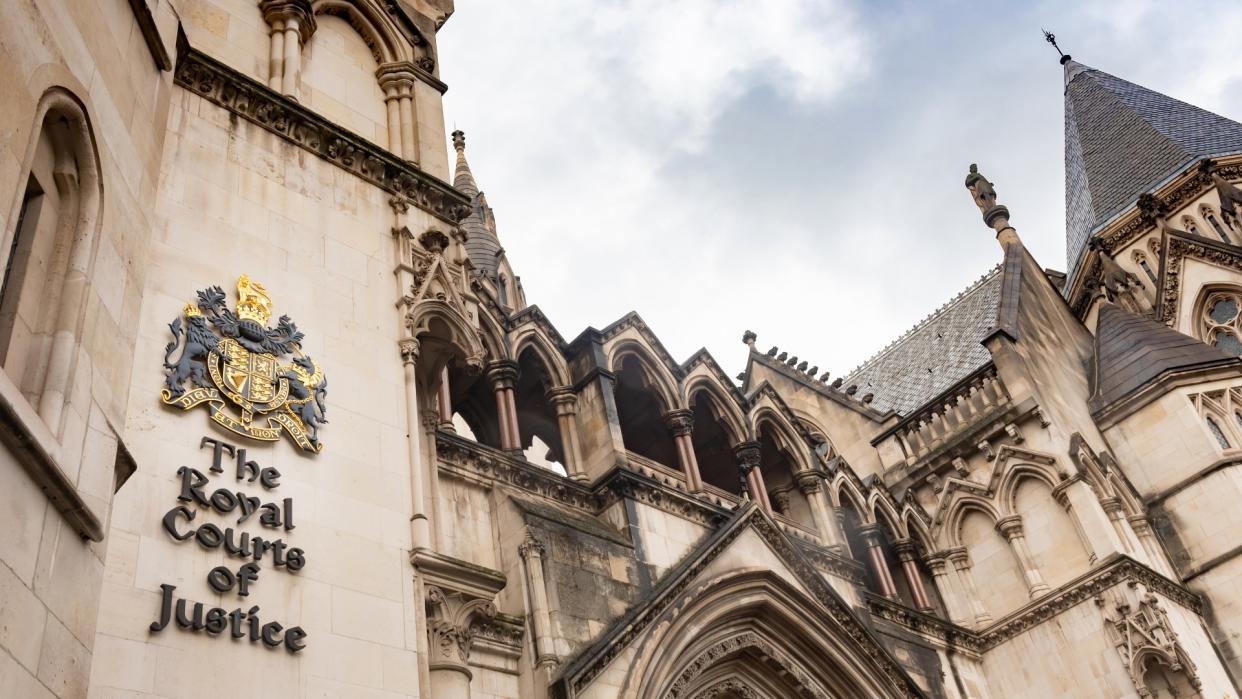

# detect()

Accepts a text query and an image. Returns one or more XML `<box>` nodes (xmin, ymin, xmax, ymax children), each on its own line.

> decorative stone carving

<box><xmin>173</xmin><ymin>48</ymin><xmax>471</xmax><ymax>224</ymax></box>
<box><xmin>425</xmin><ymin>585</ymin><xmax>498</xmax><ymax>674</ymax></box>
<box><xmin>399</xmin><ymin>338</ymin><xmax>420</xmax><ymax>365</ymax></box>
<box><xmin>795</xmin><ymin>471</ymin><xmax>822</xmax><ymax>494</ymax></box>
<box><xmin>664</xmin><ymin>409</ymin><xmax>694</xmax><ymax>437</ymax></box>
<box><xmin>733</xmin><ymin>441</ymin><xmax>761</xmax><ymax>474</ymax></box>
<box><xmin>666</xmin><ymin>631</ymin><xmax>830</xmax><ymax>699</ymax></box>
<box><xmin>1097</xmin><ymin>582</ymin><xmax>1202</xmax><ymax>697</ymax></box>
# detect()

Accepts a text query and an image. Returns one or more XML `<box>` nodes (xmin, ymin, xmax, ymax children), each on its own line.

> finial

<box><xmin>451</xmin><ymin>129</ymin><xmax>466</xmax><ymax>152</ymax></box>
<box><xmin>1042</xmin><ymin>30</ymin><xmax>1071</xmax><ymax>65</ymax></box>
<box><xmin>742</xmin><ymin>330</ymin><xmax>757</xmax><ymax>347</ymax></box>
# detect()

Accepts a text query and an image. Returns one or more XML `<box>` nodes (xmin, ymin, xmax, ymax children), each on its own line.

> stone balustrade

<box><xmin>893</xmin><ymin>365</ymin><xmax>1010</xmax><ymax>464</ymax></box>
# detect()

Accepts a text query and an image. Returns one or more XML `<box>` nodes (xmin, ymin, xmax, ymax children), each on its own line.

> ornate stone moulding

<box><xmin>172</xmin><ymin>43</ymin><xmax>470</xmax><ymax>225</ymax></box>
<box><xmin>864</xmin><ymin>554</ymin><xmax>1200</xmax><ymax>656</ymax></box>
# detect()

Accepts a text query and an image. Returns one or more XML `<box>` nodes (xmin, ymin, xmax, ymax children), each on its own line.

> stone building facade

<box><xmin>2</xmin><ymin>2</ymin><xmax>1242</xmax><ymax>698</ymax></box>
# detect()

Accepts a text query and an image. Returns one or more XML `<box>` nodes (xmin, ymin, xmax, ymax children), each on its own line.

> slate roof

<box><xmin>452</xmin><ymin>131</ymin><xmax>503</xmax><ymax>279</ymax></box>
<box><xmin>841</xmin><ymin>266</ymin><xmax>1002</xmax><ymax>416</ymax></box>
<box><xmin>1088</xmin><ymin>303</ymin><xmax>1237</xmax><ymax>415</ymax></box>
<box><xmin>1064</xmin><ymin>59</ymin><xmax>1242</xmax><ymax>281</ymax></box>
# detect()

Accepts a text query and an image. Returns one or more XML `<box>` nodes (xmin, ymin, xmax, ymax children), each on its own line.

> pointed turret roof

<box><xmin>1088</xmin><ymin>303</ymin><xmax>1237</xmax><ymax>417</ymax></box>
<box><xmin>451</xmin><ymin>130</ymin><xmax>503</xmax><ymax>279</ymax></box>
<box><xmin>1063</xmin><ymin>59</ymin><xmax>1242</xmax><ymax>280</ymax></box>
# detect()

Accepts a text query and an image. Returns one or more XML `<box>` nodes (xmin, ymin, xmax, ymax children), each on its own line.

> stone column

<box><xmin>487</xmin><ymin>360</ymin><xmax>521</xmax><ymax>453</ymax></box>
<box><xmin>377</xmin><ymin>62</ymin><xmax>418</xmax><ymax>161</ymax></box>
<box><xmin>547</xmin><ymin>388</ymin><xmax>586</xmax><ymax>481</ymax></box>
<box><xmin>796</xmin><ymin>472</ymin><xmax>843</xmax><ymax>548</ymax></box>
<box><xmin>426</xmin><ymin>586</ymin><xmax>497</xmax><ymax>699</ymax></box>
<box><xmin>266</xmin><ymin>20</ymin><xmax>285</xmax><ymax>90</ymax></box>
<box><xmin>924</xmin><ymin>553</ymin><xmax>966</xmax><ymax>623</ymax></box>
<box><xmin>664</xmin><ymin>409</ymin><xmax>702</xmax><ymax>492</ymax></box>
<box><xmin>894</xmin><ymin>539</ymin><xmax>933</xmax><ymax>611</ymax></box>
<box><xmin>996</xmin><ymin>515</ymin><xmax>1050</xmax><ymax>597</ymax></box>
<box><xmin>947</xmin><ymin>547</ymin><xmax>992</xmax><ymax>626</ymax></box>
<box><xmin>518</xmin><ymin>533</ymin><xmax>559</xmax><ymax>671</ymax></box>
<box><xmin>400</xmin><ymin>339</ymin><xmax>431</xmax><ymax>550</ymax></box>
<box><xmin>437</xmin><ymin>366</ymin><xmax>454</xmax><ymax>431</ymax></box>
<box><xmin>259</xmin><ymin>1</ymin><xmax>314</xmax><ymax>99</ymax></box>
<box><xmin>859</xmin><ymin>524</ymin><xmax>899</xmax><ymax>600</ymax></box>
<box><xmin>834</xmin><ymin>507</ymin><xmax>855</xmax><ymax>558</ymax></box>
<box><xmin>733</xmin><ymin>441</ymin><xmax>769</xmax><ymax>513</ymax></box>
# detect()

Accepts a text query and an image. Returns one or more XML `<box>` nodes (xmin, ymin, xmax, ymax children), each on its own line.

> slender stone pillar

<box><xmin>547</xmin><ymin>388</ymin><xmax>585</xmax><ymax>480</ymax></box>
<box><xmin>377</xmin><ymin>63</ymin><xmax>419</xmax><ymax>161</ymax></box>
<box><xmin>894</xmin><ymin>539</ymin><xmax>933</xmax><ymax>611</ymax></box>
<box><xmin>399</xmin><ymin>83</ymin><xmax>417</xmax><ymax>162</ymax></box>
<box><xmin>947</xmin><ymin>547</ymin><xmax>992</xmax><ymax>625</ymax></box>
<box><xmin>518</xmin><ymin>533</ymin><xmax>559</xmax><ymax>671</ymax></box>
<box><xmin>437</xmin><ymin>365</ymin><xmax>454</xmax><ymax>431</ymax></box>
<box><xmin>859</xmin><ymin>524</ymin><xmax>899</xmax><ymax>600</ymax></box>
<box><xmin>281</xmin><ymin>18</ymin><xmax>301</xmax><ymax>98</ymax></box>
<box><xmin>400</xmin><ymin>339</ymin><xmax>431</xmax><ymax>550</ymax></box>
<box><xmin>996</xmin><ymin>515</ymin><xmax>1050</xmax><ymax>597</ymax></box>
<box><xmin>664</xmin><ymin>409</ymin><xmax>702</xmax><ymax>491</ymax></box>
<box><xmin>733</xmin><ymin>441</ymin><xmax>768</xmax><ymax>513</ymax></box>
<box><xmin>487</xmin><ymin>361</ymin><xmax>521</xmax><ymax>453</ymax></box>
<box><xmin>383</xmin><ymin>84</ymin><xmax>402</xmax><ymax>154</ymax></box>
<box><xmin>796</xmin><ymin>472</ymin><xmax>842</xmax><ymax>547</ymax></box>
<box><xmin>924</xmin><ymin>553</ymin><xmax>966</xmax><ymax>623</ymax></box>
<box><xmin>267</xmin><ymin>20</ymin><xmax>285</xmax><ymax>90</ymax></box>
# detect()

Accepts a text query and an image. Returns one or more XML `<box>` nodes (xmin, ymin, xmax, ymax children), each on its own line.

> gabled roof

<box><xmin>1063</xmin><ymin>59</ymin><xmax>1242</xmax><ymax>280</ymax></box>
<box><xmin>1089</xmin><ymin>302</ymin><xmax>1238</xmax><ymax>416</ymax></box>
<box><xmin>841</xmin><ymin>266</ymin><xmax>1002</xmax><ymax>416</ymax></box>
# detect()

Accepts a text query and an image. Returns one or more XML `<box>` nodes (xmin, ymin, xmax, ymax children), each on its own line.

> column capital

<box><xmin>892</xmin><ymin>538</ymin><xmax>918</xmax><ymax>561</ymax></box>
<box><xmin>376</xmin><ymin>61</ymin><xmax>419</xmax><ymax>92</ymax></box>
<box><xmin>946</xmin><ymin>546</ymin><xmax>971</xmax><ymax>567</ymax></box>
<box><xmin>425</xmin><ymin>585</ymin><xmax>497</xmax><ymax>676</ymax></box>
<box><xmin>995</xmin><ymin>514</ymin><xmax>1025</xmax><ymax>539</ymax></box>
<box><xmin>546</xmin><ymin>386</ymin><xmax>579</xmax><ymax>410</ymax></box>
<box><xmin>923</xmin><ymin>551</ymin><xmax>950</xmax><ymax>574</ymax></box>
<box><xmin>664</xmin><ymin>409</ymin><xmax>694</xmax><ymax>437</ymax></box>
<box><xmin>795</xmin><ymin>471</ymin><xmax>823</xmax><ymax>494</ymax></box>
<box><xmin>486</xmin><ymin>359</ymin><xmax>520</xmax><ymax>388</ymax></box>
<box><xmin>399</xmin><ymin>338</ymin><xmax>420</xmax><ymax>365</ymax></box>
<box><xmin>857</xmin><ymin>523</ymin><xmax>885</xmax><ymax>546</ymax></box>
<box><xmin>733</xmin><ymin>441</ymin><xmax>761</xmax><ymax>474</ymax></box>
<box><xmin>420</xmin><ymin>409</ymin><xmax>441</xmax><ymax>432</ymax></box>
<box><xmin>258</xmin><ymin>0</ymin><xmax>315</xmax><ymax>43</ymax></box>
<box><xmin>518</xmin><ymin>531</ymin><xmax>545</xmax><ymax>559</ymax></box>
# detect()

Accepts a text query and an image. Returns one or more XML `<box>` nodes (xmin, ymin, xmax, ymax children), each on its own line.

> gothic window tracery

<box><xmin>1188</xmin><ymin>388</ymin><xmax>1242</xmax><ymax>451</ymax></box>
<box><xmin>1196</xmin><ymin>289</ymin><xmax>1242</xmax><ymax>356</ymax></box>
<box><xmin>1201</xmin><ymin>205</ymin><xmax>1231</xmax><ymax>244</ymax></box>
<box><xmin>1132</xmin><ymin>250</ymin><xmax>1158</xmax><ymax>284</ymax></box>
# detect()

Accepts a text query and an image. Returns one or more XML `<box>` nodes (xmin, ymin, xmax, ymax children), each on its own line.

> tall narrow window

<box><xmin>1206</xmin><ymin>415</ymin><xmax>1231</xmax><ymax>450</ymax></box>
<box><xmin>1207</xmin><ymin>211</ymin><xmax>1231</xmax><ymax>244</ymax></box>
<box><xmin>1184</xmin><ymin>217</ymin><xmax>1202</xmax><ymax>237</ymax></box>
<box><xmin>1</xmin><ymin>90</ymin><xmax>102</xmax><ymax>434</ymax></box>
<box><xmin>1132</xmin><ymin>251</ymin><xmax>1157</xmax><ymax>284</ymax></box>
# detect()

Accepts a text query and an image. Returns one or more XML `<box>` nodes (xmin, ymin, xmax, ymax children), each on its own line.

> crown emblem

<box><xmin>160</xmin><ymin>275</ymin><xmax>328</xmax><ymax>453</ymax></box>
<box><xmin>236</xmin><ymin>274</ymin><xmax>274</xmax><ymax>325</ymax></box>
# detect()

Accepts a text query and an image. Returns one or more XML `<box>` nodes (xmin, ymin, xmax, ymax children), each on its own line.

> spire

<box><xmin>1062</xmin><ymin>59</ymin><xmax>1242</xmax><ymax>280</ymax></box>
<box><xmin>452</xmin><ymin>129</ymin><xmax>479</xmax><ymax>198</ymax></box>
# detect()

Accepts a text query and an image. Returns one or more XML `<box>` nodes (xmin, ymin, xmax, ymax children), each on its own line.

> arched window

<box><xmin>1131</xmin><ymin>250</ymin><xmax>1157</xmax><ymax>284</ymax></box>
<box><xmin>1202</xmin><ymin>206</ymin><xmax>1231</xmax><ymax>244</ymax></box>
<box><xmin>2</xmin><ymin>89</ymin><xmax>102</xmax><ymax>432</ymax></box>
<box><xmin>1206</xmin><ymin>415</ymin><xmax>1230</xmax><ymax>450</ymax></box>
<box><xmin>1182</xmin><ymin>216</ymin><xmax>1202</xmax><ymax>237</ymax></box>
<box><xmin>1197</xmin><ymin>289</ymin><xmax>1242</xmax><ymax>356</ymax></box>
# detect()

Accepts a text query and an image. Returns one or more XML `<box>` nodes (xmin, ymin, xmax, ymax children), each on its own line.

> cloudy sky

<box><xmin>437</xmin><ymin>0</ymin><xmax>1242</xmax><ymax>380</ymax></box>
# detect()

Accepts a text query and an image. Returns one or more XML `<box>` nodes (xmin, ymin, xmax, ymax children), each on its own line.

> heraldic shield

<box><xmin>161</xmin><ymin>275</ymin><xmax>328</xmax><ymax>453</ymax></box>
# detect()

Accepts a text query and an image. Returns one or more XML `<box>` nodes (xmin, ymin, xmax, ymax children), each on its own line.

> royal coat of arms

<box><xmin>161</xmin><ymin>275</ymin><xmax>328</xmax><ymax>453</ymax></box>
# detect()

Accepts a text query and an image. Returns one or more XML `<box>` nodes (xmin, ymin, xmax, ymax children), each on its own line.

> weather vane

<box><xmin>1042</xmin><ymin>29</ymin><xmax>1071</xmax><ymax>64</ymax></box>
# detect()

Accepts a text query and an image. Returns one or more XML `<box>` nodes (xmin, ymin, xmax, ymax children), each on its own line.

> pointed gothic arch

<box><xmin>1191</xmin><ymin>283</ymin><xmax>1242</xmax><ymax>355</ymax></box>
<box><xmin>624</xmin><ymin>570</ymin><xmax>918</xmax><ymax>699</ymax></box>
<box><xmin>310</xmin><ymin>0</ymin><xmax>408</xmax><ymax>64</ymax></box>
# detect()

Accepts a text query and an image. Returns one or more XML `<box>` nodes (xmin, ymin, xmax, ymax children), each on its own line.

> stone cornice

<box><xmin>172</xmin><ymin>43</ymin><xmax>470</xmax><ymax>225</ymax></box>
<box><xmin>865</xmin><ymin>554</ymin><xmax>1201</xmax><ymax>654</ymax></box>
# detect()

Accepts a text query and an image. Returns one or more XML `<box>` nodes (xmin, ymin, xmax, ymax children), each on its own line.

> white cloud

<box><xmin>435</xmin><ymin>1</ymin><xmax>1242</xmax><ymax>382</ymax></box>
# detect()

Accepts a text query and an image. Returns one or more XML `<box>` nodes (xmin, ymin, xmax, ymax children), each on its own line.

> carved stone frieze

<box><xmin>1097</xmin><ymin>581</ymin><xmax>1202</xmax><ymax>696</ymax></box>
<box><xmin>173</xmin><ymin>47</ymin><xmax>471</xmax><ymax>225</ymax></box>
<box><xmin>667</xmin><ymin>631</ymin><xmax>829</xmax><ymax>699</ymax></box>
<box><xmin>1158</xmin><ymin>234</ymin><xmax>1242</xmax><ymax>325</ymax></box>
